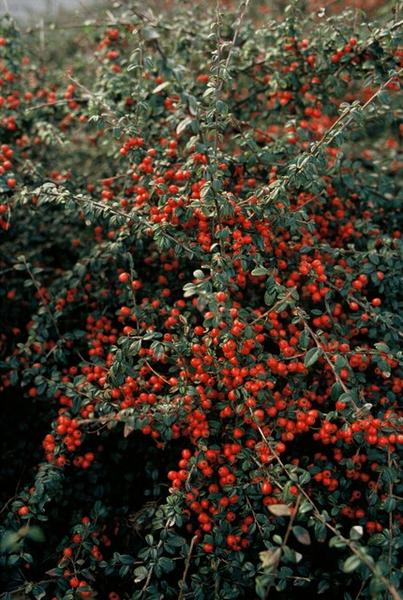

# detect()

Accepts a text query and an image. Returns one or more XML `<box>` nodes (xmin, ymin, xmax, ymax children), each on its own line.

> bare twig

<box><xmin>294</xmin><ymin>307</ymin><xmax>360</xmax><ymax>412</ymax></box>
<box><xmin>250</xmin><ymin>409</ymin><xmax>402</xmax><ymax>600</ymax></box>
<box><xmin>144</xmin><ymin>360</ymin><xmax>171</xmax><ymax>386</ymax></box>
<box><xmin>265</xmin><ymin>494</ymin><xmax>302</xmax><ymax>599</ymax></box>
<box><xmin>21</xmin><ymin>256</ymin><xmax>60</xmax><ymax>337</ymax></box>
<box><xmin>178</xmin><ymin>535</ymin><xmax>198</xmax><ymax>600</ymax></box>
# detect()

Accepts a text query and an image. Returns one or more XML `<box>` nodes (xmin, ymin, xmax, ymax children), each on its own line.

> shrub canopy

<box><xmin>0</xmin><ymin>2</ymin><xmax>402</xmax><ymax>599</ymax></box>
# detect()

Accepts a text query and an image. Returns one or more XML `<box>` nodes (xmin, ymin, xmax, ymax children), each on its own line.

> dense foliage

<box><xmin>0</xmin><ymin>2</ymin><xmax>402</xmax><ymax>599</ymax></box>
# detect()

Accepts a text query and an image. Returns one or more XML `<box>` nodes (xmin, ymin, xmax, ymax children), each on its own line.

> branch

<box><xmin>178</xmin><ymin>535</ymin><xmax>198</xmax><ymax>600</ymax></box>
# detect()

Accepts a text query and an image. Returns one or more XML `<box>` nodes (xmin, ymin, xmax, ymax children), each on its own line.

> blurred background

<box><xmin>3</xmin><ymin>0</ymin><xmax>94</xmax><ymax>19</ymax></box>
<box><xmin>3</xmin><ymin>0</ymin><xmax>392</xmax><ymax>20</ymax></box>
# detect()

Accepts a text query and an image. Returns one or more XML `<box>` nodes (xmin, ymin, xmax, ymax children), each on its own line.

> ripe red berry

<box><xmin>261</xmin><ymin>481</ymin><xmax>273</xmax><ymax>495</ymax></box>
<box><xmin>118</xmin><ymin>272</ymin><xmax>130</xmax><ymax>283</ymax></box>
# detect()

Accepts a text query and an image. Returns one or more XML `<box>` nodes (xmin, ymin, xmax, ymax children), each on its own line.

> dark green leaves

<box><xmin>304</xmin><ymin>347</ymin><xmax>322</xmax><ymax>367</ymax></box>
<box><xmin>292</xmin><ymin>526</ymin><xmax>311</xmax><ymax>546</ymax></box>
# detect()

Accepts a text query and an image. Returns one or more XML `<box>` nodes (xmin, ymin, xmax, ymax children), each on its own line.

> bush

<box><xmin>0</xmin><ymin>2</ymin><xmax>402</xmax><ymax>599</ymax></box>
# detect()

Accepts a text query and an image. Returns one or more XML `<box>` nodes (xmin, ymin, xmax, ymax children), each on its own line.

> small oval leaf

<box><xmin>268</xmin><ymin>504</ymin><xmax>292</xmax><ymax>517</ymax></box>
<box><xmin>304</xmin><ymin>347</ymin><xmax>322</xmax><ymax>368</ymax></box>
<box><xmin>292</xmin><ymin>525</ymin><xmax>311</xmax><ymax>545</ymax></box>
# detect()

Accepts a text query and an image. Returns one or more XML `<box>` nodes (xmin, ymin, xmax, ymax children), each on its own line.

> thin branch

<box><xmin>266</xmin><ymin>494</ymin><xmax>302</xmax><ymax>599</ymax></box>
<box><xmin>251</xmin><ymin>409</ymin><xmax>402</xmax><ymax>600</ymax></box>
<box><xmin>21</xmin><ymin>256</ymin><xmax>60</xmax><ymax>337</ymax></box>
<box><xmin>178</xmin><ymin>535</ymin><xmax>198</xmax><ymax>600</ymax></box>
<box><xmin>144</xmin><ymin>360</ymin><xmax>171</xmax><ymax>386</ymax></box>
<box><xmin>294</xmin><ymin>307</ymin><xmax>360</xmax><ymax>412</ymax></box>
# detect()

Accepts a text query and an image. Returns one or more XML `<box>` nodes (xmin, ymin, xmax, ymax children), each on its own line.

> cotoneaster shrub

<box><xmin>0</xmin><ymin>2</ymin><xmax>402</xmax><ymax>599</ymax></box>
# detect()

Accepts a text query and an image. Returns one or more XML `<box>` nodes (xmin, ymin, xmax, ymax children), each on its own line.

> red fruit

<box><xmin>253</xmin><ymin>409</ymin><xmax>265</xmax><ymax>421</ymax></box>
<box><xmin>261</xmin><ymin>481</ymin><xmax>273</xmax><ymax>495</ymax></box>
<box><xmin>118</xmin><ymin>272</ymin><xmax>130</xmax><ymax>283</ymax></box>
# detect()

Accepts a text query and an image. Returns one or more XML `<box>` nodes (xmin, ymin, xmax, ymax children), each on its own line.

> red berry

<box><xmin>118</xmin><ymin>272</ymin><xmax>130</xmax><ymax>283</ymax></box>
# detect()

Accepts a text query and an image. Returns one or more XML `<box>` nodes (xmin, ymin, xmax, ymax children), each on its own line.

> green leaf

<box><xmin>251</xmin><ymin>266</ymin><xmax>268</xmax><ymax>277</ymax></box>
<box><xmin>343</xmin><ymin>555</ymin><xmax>361</xmax><ymax>573</ymax></box>
<box><xmin>304</xmin><ymin>347</ymin><xmax>322</xmax><ymax>368</ymax></box>
<box><xmin>25</xmin><ymin>526</ymin><xmax>45</xmax><ymax>543</ymax></box>
<box><xmin>143</xmin><ymin>26</ymin><xmax>159</xmax><ymax>41</ymax></box>
<box><xmin>374</xmin><ymin>342</ymin><xmax>389</xmax><ymax>352</ymax></box>
<box><xmin>292</xmin><ymin>526</ymin><xmax>311</xmax><ymax>545</ymax></box>
<box><xmin>134</xmin><ymin>566</ymin><xmax>149</xmax><ymax>582</ymax></box>
<box><xmin>350</xmin><ymin>526</ymin><xmax>363</xmax><ymax>541</ymax></box>
<box><xmin>32</xmin><ymin>585</ymin><xmax>46</xmax><ymax>600</ymax></box>
<box><xmin>129</xmin><ymin>339</ymin><xmax>142</xmax><ymax>355</ymax></box>
<box><xmin>159</xmin><ymin>556</ymin><xmax>174</xmax><ymax>573</ymax></box>
<box><xmin>299</xmin><ymin>330</ymin><xmax>309</xmax><ymax>350</ymax></box>
<box><xmin>153</xmin><ymin>81</ymin><xmax>171</xmax><ymax>94</ymax></box>
<box><xmin>318</xmin><ymin>580</ymin><xmax>330</xmax><ymax>594</ymax></box>
<box><xmin>329</xmin><ymin>535</ymin><xmax>347</xmax><ymax>549</ymax></box>
<box><xmin>177</xmin><ymin>116</ymin><xmax>193</xmax><ymax>135</ymax></box>
<box><xmin>259</xmin><ymin>548</ymin><xmax>282</xmax><ymax>569</ymax></box>
<box><xmin>268</xmin><ymin>504</ymin><xmax>291</xmax><ymax>517</ymax></box>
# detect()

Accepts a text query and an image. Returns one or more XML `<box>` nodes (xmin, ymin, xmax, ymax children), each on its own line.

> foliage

<box><xmin>0</xmin><ymin>2</ymin><xmax>402</xmax><ymax>599</ymax></box>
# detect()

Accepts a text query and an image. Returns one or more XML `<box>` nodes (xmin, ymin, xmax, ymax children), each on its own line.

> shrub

<box><xmin>0</xmin><ymin>2</ymin><xmax>402</xmax><ymax>599</ymax></box>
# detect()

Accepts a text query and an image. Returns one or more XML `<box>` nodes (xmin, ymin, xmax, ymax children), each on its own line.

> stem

<box><xmin>265</xmin><ymin>494</ymin><xmax>302</xmax><ymax>599</ymax></box>
<box><xmin>178</xmin><ymin>535</ymin><xmax>198</xmax><ymax>600</ymax></box>
<box><xmin>249</xmin><ymin>289</ymin><xmax>296</xmax><ymax>326</ymax></box>
<box><xmin>387</xmin><ymin>449</ymin><xmax>394</xmax><ymax>582</ymax></box>
<box><xmin>294</xmin><ymin>307</ymin><xmax>360</xmax><ymax>412</ymax></box>
<box><xmin>251</xmin><ymin>410</ymin><xmax>402</xmax><ymax>600</ymax></box>
<box><xmin>144</xmin><ymin>360</ymin><xmax>171</xmax><ymax>386</ymax></box>
<box><xmin>289</xmin><ymin>68</ymin><xmax>402</xmax><ymax>183</ymax></box>
<box><xmin>22</xmin><ymin>257</ymin><xmax>60</xmax><ymax>337</ymax></box>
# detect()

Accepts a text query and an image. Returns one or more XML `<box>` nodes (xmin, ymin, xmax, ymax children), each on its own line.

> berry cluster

<box><xmin>0</xmin><ymin>4</ymin><xmax>401</xmax><ymax>600</ymax></box>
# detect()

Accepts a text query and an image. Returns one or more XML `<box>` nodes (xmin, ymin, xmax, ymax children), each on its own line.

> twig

<box><xmin>25</xmin><ymin>98</ymin><xmax>89</xmax><ymax>113</ymax></box>
<box><xmin>249</xmin><ymin>289</ymin><xmax>296</xmax><ymax>326</ymax></box>
<box><xmin>221</xmin><ymin>0</ymin><xmax>251</xmax><ymax>91</ymax></box>
<box><xmin>250</xmin><ymin>409</ymin><xmax>402</xmax><ymax>600</ymax></box>
<box><xmin>265</xmin><ymin>494</ymin><xmax>302</xmax><ymax>599</ymax></box>
<box><xmin>294</xmin><ymin>307</ymin><xmax>360</xmax><ymax>412</ymax></box>
<box><xmin>21</xmin><ymin>256</ymin><xmax>60</xmax><ymax>337</ymax></box>
<box><xmin>288</xmin><ymin>68</ymin><xmax>402</xmax><ymax>183</ymax></box>
<box><xmin>387</xmin><ymin>449</ymin><xmax>394</xmax><ymax>583</ymax></box>
<box><xmin>33</xmin><ymin>187</ymin><xmax>195</xmax><ymax>256</ymax></box>
<box><xmin>178</xmin><ymin>535</ymin><xmax>198</xmax><ymax>600</ymax></box>
<box><xmin>144</xmin><ymin>360</ymin><xmax>171</xmax><ymax>386</ymax></box>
